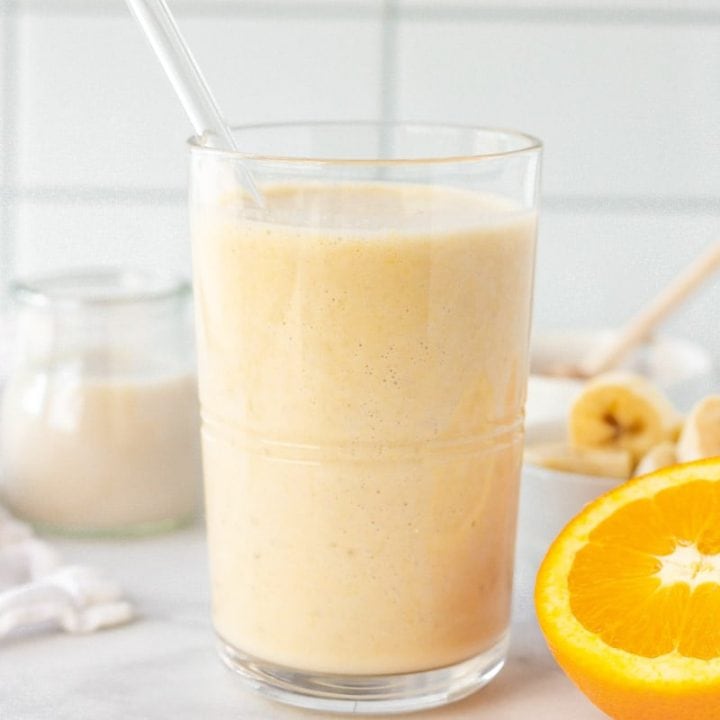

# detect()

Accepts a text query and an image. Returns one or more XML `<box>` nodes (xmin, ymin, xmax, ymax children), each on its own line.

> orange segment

<box><xmin>680</xmin><ymin>583</ymin><xmax>720</xmax><ymax>660</ymax></box>
<box><xmin>535</xmin><ymin>458</ymin><xmax>720</xmax><ymax>720</ymax></box>
<box><xmin>586</xmin><ymin>496</ymin><xmax>675</xmax><ymax>555</ymax></box>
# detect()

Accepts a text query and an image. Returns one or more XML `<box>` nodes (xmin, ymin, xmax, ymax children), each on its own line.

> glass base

<box><xmin>30</xmin><ymin>512</ymin><xmax>196</xmax><ymax>539</ymax></box>
<box><xmin>218</xmin><ymin>632</ymin><xmax>509</xmax><ymax>715</ymax></box>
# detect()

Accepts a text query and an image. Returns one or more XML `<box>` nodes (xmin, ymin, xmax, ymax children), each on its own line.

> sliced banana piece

<box><xmin>676</xmin><ymin>395</ymin><xmax>720</xmax><ymax>463</ymax></box>
<box><xmin>525</xmin><ymin>442</ymin><xmax>633</xmax><ymax>479</ymax></box>
<box><xmin>634</xmin><ymin>441</ymin><xmax>677</xmax><ymax>477</ymax></box>
<box><xmin>568</xmin><ymin>372</ymin><xmax>681</xmax><ymax>463</ymax></box>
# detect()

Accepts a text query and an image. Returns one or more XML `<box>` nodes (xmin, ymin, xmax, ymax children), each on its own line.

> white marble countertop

<box><xmin>0</xmin><ymin>515</ymin><xmax>608</xmax><ymax>720</ymax></box>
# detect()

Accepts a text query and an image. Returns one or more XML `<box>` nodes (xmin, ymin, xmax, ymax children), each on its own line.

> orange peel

<box><xmin>536</xmin><ymin>458</ymin><xmax>720</xmax><ymax>720</ymax></box>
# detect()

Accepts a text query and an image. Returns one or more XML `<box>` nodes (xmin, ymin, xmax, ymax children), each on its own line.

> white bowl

<box><xmin>526</xmin><ymin>329</ymin><xmax>714</xmax><ymax>430</ymax></box>
<box><xmin>514</xmin><ymin>414</ymin><xmax>623</xmax><ymax>627</ymax></box>
<box><xmin>512</xmin><ymin>457</ymin><xmax>619</xmax><ymax>653</ymax></box>
<box><xmin>515</xmin><ymin>462</ymin><xmax>618</xmax><ymax>581</ymax></box>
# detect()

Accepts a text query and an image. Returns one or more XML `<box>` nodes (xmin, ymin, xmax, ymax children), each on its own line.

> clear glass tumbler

<box><xmin>189</xmin><ymin>122</ymin><xmax>541</xmax><ymax>713</ymax></box>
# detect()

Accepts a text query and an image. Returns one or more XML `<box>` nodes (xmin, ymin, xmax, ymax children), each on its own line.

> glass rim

<box><xmin>11</xmin><ymin>268</ymin><xmax>192</xmax><ymax>310</ymax></box>
<box><xmin>188</xmin><ymin>120</ymin><xmax>542</xmax><ymax>166</ymax></box>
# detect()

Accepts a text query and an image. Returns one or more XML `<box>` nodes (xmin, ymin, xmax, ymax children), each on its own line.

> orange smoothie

<box><xmin>192</xmin><ymin>182</ymin><xmax>536</xmax><ymax>675</ymax></box>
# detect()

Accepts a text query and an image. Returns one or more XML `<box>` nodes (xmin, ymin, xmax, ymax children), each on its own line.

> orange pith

<box><xmin>535</xmin><ymin>458</ymin><xmax>720</xmax><ymax>720</ymax></box>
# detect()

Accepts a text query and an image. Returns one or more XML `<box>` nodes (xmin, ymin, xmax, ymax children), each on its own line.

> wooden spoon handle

<box><xmin>579</xmin><ymin>241</ymin><xmax>720</xmax><ymax>378</ymax></box>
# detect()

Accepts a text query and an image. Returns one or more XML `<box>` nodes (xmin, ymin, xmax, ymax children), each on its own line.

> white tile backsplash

<box><xmin>183</xmin><ymin>14</ymin><xmax>382</xmax><ymax>127</ymax></box>
<box><xmin>535</xmin><ymin>209</ymin><xmax>720</xmax><ymax>354</ymax></box>
<box><xmin>16</xmin><ymin>14</ymin><xmax>186</xmax><ymax>189</ymax></box>
<box><xmin>14</xmin><ymin>199</ymin><xmax>190</xmax><ymax>278</ymax></box>
<box><xmin>395</xmin><ymin>21</ymin><xmax>720</xmax><ymax>199</ymax></box>
<box><xmin>4</xmin><ymin>0</ymin><xmax>720</xmax><ymax>364</ymax></box>
<box><xmin>15</xmin><ymin>12</ymin><xmax>381</xmax><ymax>190</ymax></box>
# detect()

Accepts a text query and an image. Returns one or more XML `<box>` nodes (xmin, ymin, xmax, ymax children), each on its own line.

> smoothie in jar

<box><xmin>0</xmin><ymin>270</ymin><xmax>200</xmax><ymax>536</ymax></box>
<box><xmin>192</xmin><ymin>180</ymin><xmax>536</xmax><ymax>674</ymax></box>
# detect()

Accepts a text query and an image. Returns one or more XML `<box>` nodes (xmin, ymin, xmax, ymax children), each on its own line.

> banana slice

<box><xmin>525</xmin><ymin>442</ymin><xmax>633</xmax><ymax>479</ymax></box>
<box><xmin>676</xmin><ymin>395</ymin><xmax>720</xmax><ymax>463</ymax></box>
<box><xmin>568</xmin><ymin>372</ymin><xmax>681</xmax><ymax>463</ymax></box>
<box><xmin>634</xmin><ymin>441</ymin><xmax>677</xmax><ymax>476</ymax></box>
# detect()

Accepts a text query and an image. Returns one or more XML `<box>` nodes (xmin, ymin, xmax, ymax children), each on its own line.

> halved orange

<box><xmin>535</xmin><ymin>457</ymin><xmax>720</xmax><ymax>720</ymax></box>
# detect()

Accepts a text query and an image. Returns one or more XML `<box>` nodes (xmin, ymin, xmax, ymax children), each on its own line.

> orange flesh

<box><xmin>569</xmin><ymin>480</ymin><xmax>720</xmax><ymax>660</ymax></box>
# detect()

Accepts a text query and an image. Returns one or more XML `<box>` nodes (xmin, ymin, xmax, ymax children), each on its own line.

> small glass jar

<box><xmin>0</xmin><ymin>268</ymin><xmax>201</xmax><ymax>536</ymax></box>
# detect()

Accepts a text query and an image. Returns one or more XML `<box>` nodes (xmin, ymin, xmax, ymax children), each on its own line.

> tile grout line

<box><xmin>10</xmin><ymin>0</ymin><xmax>720</xmax><ymax>24</ymax></box>
<box><xmin>13</xmin><ymin>0</ymin><xmax>381</xmax><ymax>19</ymax></box>
<box><xmin>7</xmin><ymin>185</ymin><xmax>720</xmax><ymax>216</ymax></box>
<box><xmin>10</xmin><ymin>186</ymin><xmax>188</xmax><ymax>204</ymax></box>
<box><xmin>379</xmin><ymin>0</ymin><xmax>398</xmax><ymax>124</ymax></box>
<box><xmin>1</xmin><ymin>1</ymin><xmax>18</xmax><ymax>186</ymax></box>
<box><xmin>0</xmin><ymin>0</ymin><xmax>19</xmax><ymax>303</ymax></box>
<box><xmin>541</xmin><ymin>195</ymin><xmax>720</xmax><ymax>214</ymax></box>
<box><xmin>398</xmin><ymin>4</ymin><xmax>720</xmax><ymax>25</ymax></box>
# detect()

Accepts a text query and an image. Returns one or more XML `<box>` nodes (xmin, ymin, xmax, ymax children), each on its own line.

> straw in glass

<box><xmin>124</xmin><ymin>0</ymin><xmax>264</xmax><ymax>206</ymax></box>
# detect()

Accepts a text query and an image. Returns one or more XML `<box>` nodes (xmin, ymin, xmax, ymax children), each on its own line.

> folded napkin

<box><xmin>0</xmin><ymin>506</ymin><xmax>134</xmax><ymax>640</ymax></box>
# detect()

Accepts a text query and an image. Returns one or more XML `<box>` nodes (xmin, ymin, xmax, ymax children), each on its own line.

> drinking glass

<box><xmin>189</xmin><ymin>122</ymin><xmax>541</xmax><ymax>713</ymax></box>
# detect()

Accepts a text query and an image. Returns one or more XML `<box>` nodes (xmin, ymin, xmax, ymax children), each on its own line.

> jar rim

<box><xmin>11</xmin><ymin>268</ymin><xmax>192</xmax><ymax>309</ymax></box>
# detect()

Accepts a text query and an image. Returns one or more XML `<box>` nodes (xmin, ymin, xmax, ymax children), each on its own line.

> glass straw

<box><xmin>124</xmin><ymin>0</ymin><xmax>264</xmax><ymax>206</ymax></box>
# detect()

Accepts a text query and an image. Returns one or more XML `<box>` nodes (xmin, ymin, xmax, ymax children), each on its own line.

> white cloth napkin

<box><xmin>0</xmin><ymin>505</ymin><xmax>134</xmax><ymax>640</ymax></box>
